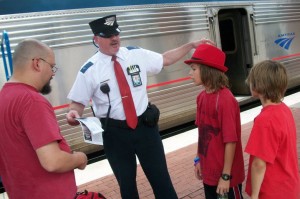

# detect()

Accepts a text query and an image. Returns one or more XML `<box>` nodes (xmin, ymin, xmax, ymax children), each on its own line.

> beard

<box><xmin>40</xmin><ymin>80</ymin><xmax>52</xmax><ymax>95</ymax></box>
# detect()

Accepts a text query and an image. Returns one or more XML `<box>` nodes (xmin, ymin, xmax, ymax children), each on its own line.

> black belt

<box><xmin>100</xmin><ymin>113</ymin><xmax>144</xmax><ymax>129</ymax></box>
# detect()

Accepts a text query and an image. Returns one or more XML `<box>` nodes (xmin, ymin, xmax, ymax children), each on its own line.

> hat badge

<box><xmin>104</xmin><ymin>16</ymin><xmax>115</xmax><ymax>26</ymax></box>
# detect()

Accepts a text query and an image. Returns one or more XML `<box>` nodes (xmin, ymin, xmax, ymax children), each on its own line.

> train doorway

<box><xmin>218</xmin><ymin>9</ymin><xmax>252</xmax><ymax>95</ymax></box>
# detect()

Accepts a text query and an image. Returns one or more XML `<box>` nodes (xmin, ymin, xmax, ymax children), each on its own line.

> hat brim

<box><xmin>98</xmin><ymin>28</ymin><xmax>121</xmax><ymax>37</ymax></box>
<box><xmin>184</xmin><ymin>59</ymin><xmax>228</xmax><ymax>72</ymax></box>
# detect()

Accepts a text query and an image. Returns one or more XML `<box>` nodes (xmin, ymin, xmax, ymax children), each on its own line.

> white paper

<box><xmin>75</xmin><ymin>117</ymin><xmax>104</xmax><ymax>145</ymax></box>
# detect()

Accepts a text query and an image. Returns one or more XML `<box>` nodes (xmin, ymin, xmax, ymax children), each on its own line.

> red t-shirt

<box><xmin>0</xmin><ymin>83</ymin><xmax>77</xmax><ymax>199</ymax></box>
<box><xmin>195</xmin><ymin>88</ymin><xmax>245</xmax><ymax>186</ymax></box>
<box><xmin>245</xmin><ymin>103</ymin><xmax>300</xmax><ymax>199</ymax></box>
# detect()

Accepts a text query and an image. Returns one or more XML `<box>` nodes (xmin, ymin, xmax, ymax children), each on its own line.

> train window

<box><xmin>219</xmin><ymin>19</ymin><xmax>236</xmax><ymax>52</ymax></box>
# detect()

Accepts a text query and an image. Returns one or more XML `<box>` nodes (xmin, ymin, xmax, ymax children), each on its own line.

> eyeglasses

<box><xmin>37</xmin><ymin>58</ymin><xmax>58</xmax><ymax>73</ymax></box>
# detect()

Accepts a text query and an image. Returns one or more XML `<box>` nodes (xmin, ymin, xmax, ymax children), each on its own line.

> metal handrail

<box><xmin>1</xmin><ymin>30</ymin><xmax>13</xmax><ymax>81</ymax></box>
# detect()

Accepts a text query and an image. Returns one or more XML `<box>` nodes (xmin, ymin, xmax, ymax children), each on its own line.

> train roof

<box><xmin>0</xmin><ymin>0</ymin><xmax>258</xmax><ymax>15</ymax></box>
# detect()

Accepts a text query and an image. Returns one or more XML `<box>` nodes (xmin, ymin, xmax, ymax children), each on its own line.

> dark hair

<box><xmin>246</xmin><ymin>60</ymin><xmax>287</xmax><ymax>102</ymax></box>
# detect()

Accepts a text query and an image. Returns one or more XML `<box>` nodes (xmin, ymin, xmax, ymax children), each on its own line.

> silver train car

<box><xmin>1</xmin><ymin>0</ymin><xmax>300</xmax><ymax>154</ymax></box>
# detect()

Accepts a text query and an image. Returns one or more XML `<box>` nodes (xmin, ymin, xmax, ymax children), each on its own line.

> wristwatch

<box><xmin>221</xmin><ymin>173</ymin><xmax>232</xmax><ymax>181</ymax></box>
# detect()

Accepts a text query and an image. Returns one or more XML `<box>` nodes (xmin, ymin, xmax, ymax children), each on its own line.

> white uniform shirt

<box><xmin>68</xmin><ymin>46</ymin><xmax>163</xmax><ymax>120</ymax></box>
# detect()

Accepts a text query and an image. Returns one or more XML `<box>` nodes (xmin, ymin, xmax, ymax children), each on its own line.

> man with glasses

<box><xmin>66</xmin><ymin>15</ymin><xmax>207</xmax><ymax>199</ymax></box>
<box><xmin>39</xmin><ymin>57</ymin><xmax>58</xmax><ymax>73</ymax></box>
<box><xmin>0</xmin><ymin>39</ymin><xmax>87</xmax><ymax>199</ymax></box>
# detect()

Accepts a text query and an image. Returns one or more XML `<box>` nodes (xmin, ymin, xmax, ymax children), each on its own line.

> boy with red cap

<box><xmin>185</xmin><ymin>43</ymin><xmax>245</xmax><ymax>199</ymax></box>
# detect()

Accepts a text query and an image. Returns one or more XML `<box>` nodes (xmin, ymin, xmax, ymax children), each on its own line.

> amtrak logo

<box><xmin>127</xmin><ymin>65</ymin><xmax>142</xmax><ymax>87</ymax></box>
<box><xmin>274</xmin><ymin>32</ymin><xmax>295</xmax><ymax>50</ymax></box>
<box><xmin>127</xmin><ymin>65</ymin><xmax>140</xmax><ymax>74</ymax></box>
<box><xmin>104</xmin><ymin>16</ymin><xmax>115</xmax><ymax>26</ymax></box>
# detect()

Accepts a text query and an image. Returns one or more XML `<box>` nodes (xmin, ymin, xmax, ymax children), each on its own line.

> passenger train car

<box><xmin>1</xmin><ymin>0</ymin><xmax>300</xmax><ymax>155</ymax></box>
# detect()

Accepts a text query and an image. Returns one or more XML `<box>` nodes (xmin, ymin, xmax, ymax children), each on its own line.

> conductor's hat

<box><xmin>89</xmin><ymin>15</ymin><xmax>121</xmax><ymax>38</ymax></box>
<box><xmin>184</xmin><ymin>44</ymin><xmax>228</xmax><ymax>72</ymax></box>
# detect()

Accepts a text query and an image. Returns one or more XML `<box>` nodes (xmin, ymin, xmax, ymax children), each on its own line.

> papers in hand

<box><xmin>75</xmin><ymin>117</ymin><xmax>104</xmax><ymax>145</ymax></box>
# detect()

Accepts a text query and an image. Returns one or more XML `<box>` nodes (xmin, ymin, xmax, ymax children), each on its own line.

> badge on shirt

<box><xmin>127</xmin><ymin>65</ymin><xmax>142</xmax><ymax>87</ymax></box>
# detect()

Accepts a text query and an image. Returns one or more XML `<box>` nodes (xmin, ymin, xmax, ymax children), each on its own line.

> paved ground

<box><xmin>78</xmin><ymin>106</ymin><xmax>300</xmax><ymax>199</ymax></box>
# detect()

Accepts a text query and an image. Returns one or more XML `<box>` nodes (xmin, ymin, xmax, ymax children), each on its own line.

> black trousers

<box><xmin>102</xmin><ymin>121</ymin><xmax>178</xmax><ymax>199</ymax></box>
<box><xmin>204</xmin><ymin>183</ymin><xmax>244</xmax><ymax>199</ymax></box>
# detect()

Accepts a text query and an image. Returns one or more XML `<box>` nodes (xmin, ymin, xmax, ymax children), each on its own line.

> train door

<box><xmin>218</xmin><ymin>9</ymin><xmax>253</xmax><ymax>95</ymax></box>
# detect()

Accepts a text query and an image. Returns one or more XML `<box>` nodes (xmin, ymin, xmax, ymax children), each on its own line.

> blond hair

<box><xmin>246</xmin><ymin>60</ymin><xmax>287</xmax><ymax>103</ymax></box>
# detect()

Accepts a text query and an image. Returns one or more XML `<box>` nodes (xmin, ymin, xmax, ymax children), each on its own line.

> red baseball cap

<box><xmin>184</xmin><ymin>44</ymin><xmax>228</xmax><ymax>72</ymax></box>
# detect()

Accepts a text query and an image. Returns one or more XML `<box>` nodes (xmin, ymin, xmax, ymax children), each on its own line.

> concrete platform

<box><xmin>75</xmin><ymin>93</ymin><xmax>300</xmax><ymax>199</ymax></box>
<box><xmin>1</xmin><ymin>92</ymin><xmax>299</xmax><ymax>199</ymax></box>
